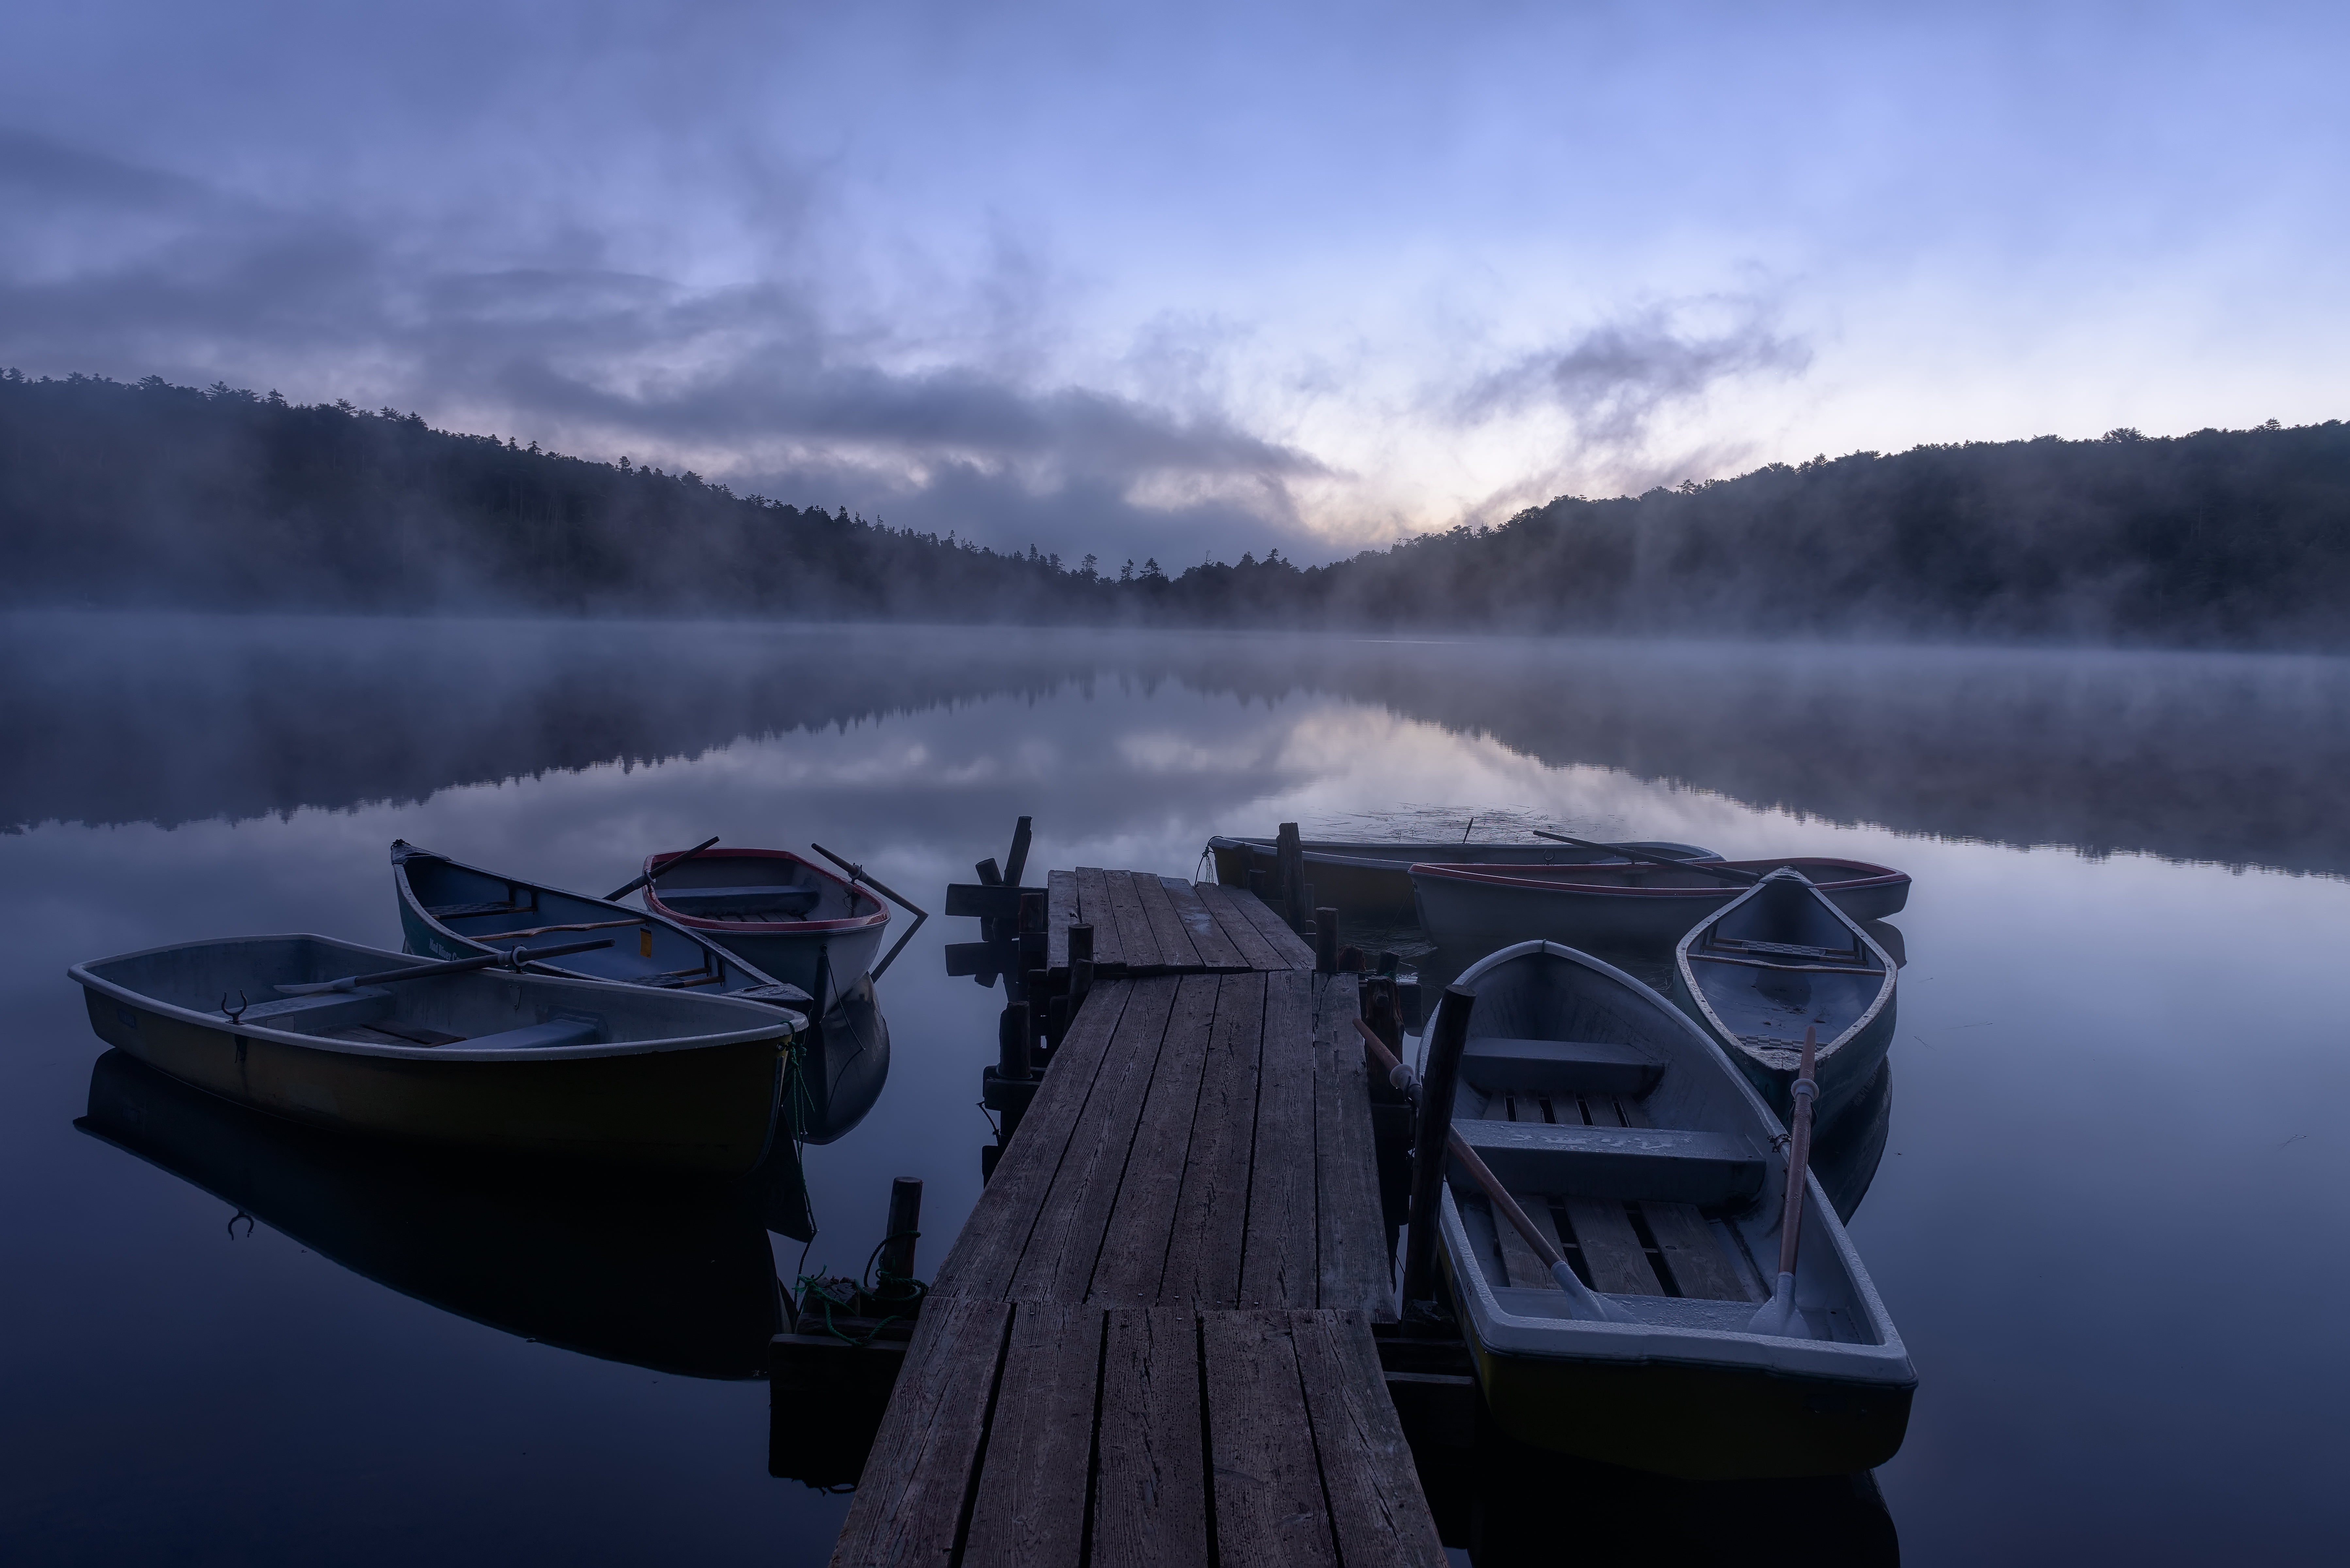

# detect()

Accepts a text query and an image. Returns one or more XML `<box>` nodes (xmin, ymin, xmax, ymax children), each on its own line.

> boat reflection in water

<box><xmin>75</xmin><ymin>1049</ymin><xmax>803</xmax><ymax>1379</ymax></box>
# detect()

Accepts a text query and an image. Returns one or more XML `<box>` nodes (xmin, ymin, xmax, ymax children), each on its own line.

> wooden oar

<box><xmin>1354</xmin><ymin>1017</ymin><xmax>1635</xmax><ymax>1324</ymax></box>
<box><xmin>1748</xmin><ymin>1025</ymin><xmax>1819</xmax><ymax>1337</ymax></box>
<box><xmin>446</xmin><ymin>916</ymin><xmax>646</xmax><ymax>942</ymax></box>
<box><xmin>272</xmin><ymin>937</ymin><xmax>616</xmax><ymax>996</ymax></box>
<box><xmin>810</xmin><ymin>842</ymin><xmax>931</xmax><ymax>983</ymax></box>
<box><xmin>1531</xmin><ymin>830</ymin><xmax>1761</xmax><ymax>885</ymax></box>
<box><xmin>604</xmin><ymin>835</ymin><xmax>722</xmax><ymax>902</ymax></box>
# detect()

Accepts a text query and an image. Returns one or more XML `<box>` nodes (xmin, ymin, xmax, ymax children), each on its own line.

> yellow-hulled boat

<box><xmin>70</xmin><ymin>934</ymin><xmax>797</xmax><ymax>1174</ymax></box>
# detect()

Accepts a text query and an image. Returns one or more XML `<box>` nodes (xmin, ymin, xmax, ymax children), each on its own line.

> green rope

<box><xmin>794</xmin><ymin>1230</ymin><xmax>929</xmax><ymax>1347</ymax></box>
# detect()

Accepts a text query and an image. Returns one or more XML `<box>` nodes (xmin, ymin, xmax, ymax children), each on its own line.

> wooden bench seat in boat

<box><xmin>1452</xmin><ymin>1117</ymin><xmax>1766</xmax><ymax>1207</ymax></box>
<box><xmin>233</xmin><ymin>989</ymin><xmax>397</xmax><ymax>1029</ymax></box>
<box><xmin>1460</xmin><ymin>1036</ymin><xmax>1663</xmax><ymax>1098</ymax></box>
<box><xmin>1470</xmin><ymin>1087</ymin><xmax>1765</xmax><ymax>1303</ymax></box>
<box><xmin>653</xmin><ymin>885</ymin><xmax>822</xmax><ymax>915</ymax></box>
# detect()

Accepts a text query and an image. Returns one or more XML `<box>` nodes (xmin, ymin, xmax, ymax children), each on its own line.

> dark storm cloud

<box><xmin>1460</xmin><ymin>305</ymin><xmax>1813</xmax><ymax>450</ymax></box>
<box><xmin>0</xmin><ymin>127</ymin><xmax>1327</xmax><ymax>567</ymax></box>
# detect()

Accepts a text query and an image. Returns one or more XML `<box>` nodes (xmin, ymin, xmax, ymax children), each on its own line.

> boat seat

<box><xmin>659</xmin><ymin>885</ymin><xmax>821</xmax><ymax>914</ymax></box>
<box><xmin>1460</xmin><ymin>1037</ymin><xmax>1663</xmax><ymax>1098</ymax></box>
<box><xmin>1451</xmin><ymin>1117</ymin><xmax>1765</xmax><ymax>1207</ymax></box>
<box><xmin>426</xmin><ymin>900</ymin><xmax>529</xmax><ymax>920</ymax></box>
<box><xmin>439</xmin><ymin>1018</ymin><xmax>603</xmax><ymax>1052</ymax></box>
<box><xmin>233</xmin><ymin>989</ymin><xmax>395</xmax><ymax>1031</ymax></box>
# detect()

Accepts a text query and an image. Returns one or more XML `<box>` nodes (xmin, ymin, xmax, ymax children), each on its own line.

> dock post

<box><xmin>998</xmin><ymin>1002</ymin><xmax>1032</xmax><ymax>1081</ymax></box>
<box><xmin>1276</xmin><ymin>822</ymin><xmax>1307</xmax><ymax>930</ymax></box>
<box><xmin>1003</xmin><ymin>815</ymin><xmax>1034</xmax><ymax>888</ymax></box>
<box><xmin>1314</xmin><ymin>906</ymin><xmax>1339</xmax><ymax>973</ymax></box>
<box><xmin>1400</xmin><ymin>984</ymin><xmax>1477</xmax><ymax>1308</ymax></box>
<box><xmin>1068</xmin><ymin>923</ymin><xmax>1094</xmax><ymax>1002</ymax></box>
<box><xmin>996</xmin><ymin>1001</ymin><xmax>1034</xmax><ymax>1143</ymax></box>
<box><xmin>1018</xmin><ymin>890</ymin><xmax>1048</xmax><ymax>990</ymax></box>
<box><xmin>1246</xmin><ymin>868</ymin><xmax>1270</xmax><ymax>902</ymax></box>
<box><xmin>880</xmin><ymin>1177</ymin><xmax>923</xmax><ymax>1282</ymax></box>
<box><xmin>1026</xmin><ymin>968</ymin><xmax>1051</xmax><ymax>1055</ymax></box>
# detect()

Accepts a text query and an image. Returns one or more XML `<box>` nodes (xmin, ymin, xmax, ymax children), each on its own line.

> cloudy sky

<box><xmin>3</xmin><ymin>2</ymin><xmax>2343</xmax><ymax>565</ymax></box>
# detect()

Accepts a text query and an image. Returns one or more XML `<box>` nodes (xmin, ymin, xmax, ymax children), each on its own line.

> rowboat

<box><xmin>1434</xmin><ymin>939</ymin><xmax>1914</xmax><ymax>1478</ymax></box>
<box><xmin>69</xmin><ymin>934</ymin><xmax>797</xmax><ymax>1174</ymax></box>
<box><xmin>1208</xmin><ymin>835</ymin><xmax>1720</xmax><ymax>923</ymax></box>
<box><xmin>393</xmin><ymin>841</ymin><xmax>888</xmax><ymax>1141</ymax></box>
<box><xmin>392</xmin><ymin>841</ymin><xmax>807</xmax><ymax>1004</ymax></box>
<box><xmin>1671</xmin><ymin>868</ymin><xmax>1898</xmax><ymax>1129</ymax></box>
<box><xmin>1412</xmin><ymin>856</ymin><xmax>1910</xmax><ymax>953</ymax></box>
<box><xmin>637</xmin><ymin>846</ymin><xmax>889</xmax><ymax>1006</ymax></box>
<box><xmin>76</xmin><ymin>1048</ymin><xmax>787</xmax><ymax>1374</ymax></box>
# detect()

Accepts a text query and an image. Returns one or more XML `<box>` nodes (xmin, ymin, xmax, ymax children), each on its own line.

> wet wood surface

<box><xmin>834</xmin><ymin>879</ymin><xmax>1434</xmax><ymax>1567</ymax></box>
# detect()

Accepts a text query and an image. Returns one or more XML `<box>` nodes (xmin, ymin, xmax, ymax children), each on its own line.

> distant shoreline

<box><xmin>7</xmin><ymin>371</ymin><xmax>2347</xmax><ymax>649</ymax></box>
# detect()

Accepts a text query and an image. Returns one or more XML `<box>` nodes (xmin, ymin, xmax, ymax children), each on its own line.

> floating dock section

<box><xmin>831</xmin><ymin>872</ymin><xmax>1444</xmax><ymax>1567</ymax></box>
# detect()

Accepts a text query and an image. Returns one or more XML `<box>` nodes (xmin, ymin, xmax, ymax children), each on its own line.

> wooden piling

<box><xmin>1314</xmin><ymin>905</ymin><xmax>1339</xmax><ymax>973</ymax></box>
<box><xmin>880</xmin><ymin>1177</ymin><xmax>923</xmax><ymax>1282</ymax></box>
<box><xmin>1275</xmin><ymin>821</ymin><xmax>1307</xmax><ymax>931</ymax></box>
<box><xmin>997</xmin><ymin>1002</ymin><xmax>1032</xmax><ymax>1083</ymax></box>
<box><xmin>1399</xmin><ymin>984</ymin><xmax>1476</xmax><ymax>1307</ymax></box>
<box><xmin>1068</xmin><ymin>922</ymin><xmax>1094</xmax><ymax>1003</ymax></box>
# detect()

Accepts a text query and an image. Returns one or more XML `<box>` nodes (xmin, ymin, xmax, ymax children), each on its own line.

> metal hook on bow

<box><xmin>226</xmin><ymin>1208</ymin><xmax>255</xmax><ymax>1240</ymax></box>
<box><xmin>220</xmin><ymin>990</ymin><xmax>249</xmax><ymax>1024</ymax></box>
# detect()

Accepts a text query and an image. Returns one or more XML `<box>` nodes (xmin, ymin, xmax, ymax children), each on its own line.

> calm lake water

<box><xmin>4</xmin><ymin>613</ymin><xmax>2348</xmax><ymax>1564</ymax></box>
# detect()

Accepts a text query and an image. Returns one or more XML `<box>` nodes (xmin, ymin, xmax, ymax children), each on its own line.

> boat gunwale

<box><xmin>1438</xmin><ymin>1187</ymin><xmax>1913</xmax><ymax>1385</ymax></box>
<box><xmin>1409</xmin><ymin>857</ymin><xmax>1910</xmax><ymax>898</ymax></box>
<box><xmin>69</xmin><ymin>936</ymin><xmax>797</xmax><ymax>1065</ymax></box>
<box><xmin>639</xmin><ymin>847</ymin><xmax>890</xmax><ymax>938</ymax></box>
<box><xmin>1672</xmin><ymin>873</ymin><xmax>1898</xmax><ymax>1072</ymax></box>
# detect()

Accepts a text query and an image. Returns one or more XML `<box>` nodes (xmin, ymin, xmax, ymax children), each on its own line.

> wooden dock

<box><xmin>830</xmin><ymin>874</ymin><xmax>1445</xmax><ymax>1567</ymax></box>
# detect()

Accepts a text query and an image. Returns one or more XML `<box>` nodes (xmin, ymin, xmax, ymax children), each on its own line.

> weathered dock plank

<box><xmin>1088</xmin><ymin>974</ymin><xmax>1223</xmax><ymax>1304</ymax></box>
<box><xmin>1225</xmin><ymin>880</ymin><xmax>1319</xmax><ymax>969</ymax></box>
<box><xmin>1159</xmin><ymin>972</ymin><xmax>1266</xmax><ymax>1305</ymax></box>
<box><xmin>1093</xmin><ymin>1308</ymin><xmax>1210</xmax><ymax>1568</ymax></box>
<box><xmin>1239</xmin><ymin>970</ymin><xmax>1320</xmax><ymax>1308</ymax></box>
<box><xmin>933</xmin><ymin>980</ymin><xmax>1140</xmax><ymax>1302</ymax></box>
<box><xmin>833</xmin><ymin>869</ymin><xmax>1427</xmax><ymax>1568</ymax></box>
<box><xmin>1100</xmin><ymin>869</ymin><xmax>1162</xmax><ymax>972</ymax></box>
<box><xmin>1202</xmin><ymin>1310</ymin><xmax>1342</xmax><ymax>1567</ymax></box>
<box><xmin>1133</xmin><ymin>871</ymin><xmax>1207</xmax><ymax>972</ymax></box>
<box><xmin>1014</xmin><ymin>979</ymin><xmax>1186</xmax><ymax>1305</ymax></box>
<box><xmin>1162</xmin><ymin>877</ymin><xmax>1248</xmax><ymax>971</ymax></box>
<box><xmin>960</xmin><ymin>1303</ymin><xmax>1100</xmax><ymax>1567</ymax></box>
<box><xmin>1313</xmin><ymin>975</ymin><xmax>1395</xmax><ymax>1317</ymax></box>
<box><xmin>1190</xmin><ymin>879</ymin><xmax>1286</xmax><ymax>971</ymax></box>
<box><xmin>1291</xmin><ymin>1310</ymin><xmax>1452</xmax><ymax>1568</ymax></box>
<box><xmin>1074</xmin><ymin>866</ymin><xmax>1126</xmax><ymax>970</ymax></box>
<box><xmin>827</xmin><ymin>1296</ymin><xmax>1012</xmax><ymax>1568</ymax></box>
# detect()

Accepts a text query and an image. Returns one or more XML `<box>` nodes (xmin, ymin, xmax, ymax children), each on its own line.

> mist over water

<box><xmin>4</xmin><ymin>613</ymin><xmax>2347</xmax><ymax>1563</ymax></box>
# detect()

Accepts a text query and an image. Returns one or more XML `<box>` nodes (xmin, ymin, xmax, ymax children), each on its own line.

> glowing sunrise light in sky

<box><xmin>2</xmin><ymin>1</ymin><xmax>2342</xmax><ymax>565</ymax></box>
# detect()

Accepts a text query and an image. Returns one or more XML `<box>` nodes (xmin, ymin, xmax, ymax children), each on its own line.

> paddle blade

<box><xmin>1747</xmin><ymin>1271</ymin><xmax>1810</xmax><ymax>1337</ymax></box>
<box><xmin>1551</xmin><ymin>1260</ymin><xmax>1640</xmax><ymax>1324</ymax></box>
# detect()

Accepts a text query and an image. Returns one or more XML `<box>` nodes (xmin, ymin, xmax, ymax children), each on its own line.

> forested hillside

<box><xmin>6</xmin><ymin>370</ymin><xmax>2347</xmax><ymax>645</ymax></box>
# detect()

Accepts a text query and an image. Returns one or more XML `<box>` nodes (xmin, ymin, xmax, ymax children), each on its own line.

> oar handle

<box><xmin>1777</xmin><ymin>1026</ymin><xmax>1820</xmax><ymax>1279</ymax></box>
<box><xmin>1531</xmin><ymin>830</ymin><xmax>1760</xmax><ymax>884</ymax></box>
<box><xmin>604</xmin><ymin>835</ymin><xmax>722</xmax><ymax>903</ymax></box>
